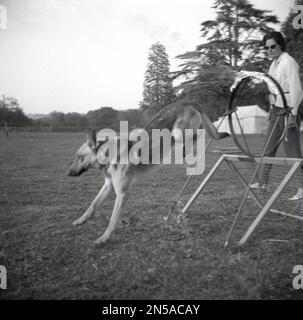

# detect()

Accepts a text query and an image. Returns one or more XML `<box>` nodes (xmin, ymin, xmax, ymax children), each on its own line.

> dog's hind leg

<box><xmin>72</xmin><ymin>178</ymin><xmax>113</xmax><ymax>226</ymax></box>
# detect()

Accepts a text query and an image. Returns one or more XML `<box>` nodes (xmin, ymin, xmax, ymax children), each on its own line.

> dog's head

<box><xmin>67</xmin><ymin>130</ymin><xmax>101</xmax><ymax>176</ymax></box>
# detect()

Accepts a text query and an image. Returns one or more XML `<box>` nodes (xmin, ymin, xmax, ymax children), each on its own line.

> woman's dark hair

<box><xmin>263</xmin><ymin>31</ymin><xmax>286</xmax><ymax>51</ymax></box>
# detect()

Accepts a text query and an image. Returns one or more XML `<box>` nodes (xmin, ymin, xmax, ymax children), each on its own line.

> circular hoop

<box><xmin>228</xmin><ymin>72</ymin><xmax>289</xmax><ymax>158</ymax></box>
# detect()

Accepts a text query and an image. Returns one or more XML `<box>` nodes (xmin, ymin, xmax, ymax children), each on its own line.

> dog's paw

<box><xmin>95</xmin><ymin>234</ymin><xmax>109</xmax><ymax>245</ymax></box>
<box><xmin>72</xmin><ymin>217</ymin><xmax>86</xmax><ymax>226</ymax></box>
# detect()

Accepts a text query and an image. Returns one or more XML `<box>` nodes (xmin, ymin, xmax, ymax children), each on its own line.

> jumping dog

<box><xmin>67</xmin><ymin>102</ymin><xmax>229</xmax><ymax>244</ymax></box>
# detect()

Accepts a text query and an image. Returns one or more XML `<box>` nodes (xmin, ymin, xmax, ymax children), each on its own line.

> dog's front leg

<box><xmin>73</xmin><ymin>178</ymin><xmax>113</xmax><ymax>226</ymax></box>
<box><xmin>95</xmin><ymin>191</ymin><xmax>130</xmax><ymax>244</ymax></box>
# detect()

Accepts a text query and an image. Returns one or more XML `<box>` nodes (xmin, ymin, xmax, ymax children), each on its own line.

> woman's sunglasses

<box><xmin>264</xmin><ymin>45</ymin><xmax>276</xmax><ymax>50</ymax></box>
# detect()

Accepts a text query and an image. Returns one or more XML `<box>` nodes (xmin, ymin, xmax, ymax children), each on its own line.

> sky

<box><xmin>0</xmin><ymin>0</ymin><xmax>296</xmax><ymax>115</ymax></box>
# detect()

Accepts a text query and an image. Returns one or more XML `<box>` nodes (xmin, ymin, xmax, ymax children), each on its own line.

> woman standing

<box><xmin>252</xmin><ymin>31</ymin><xmax>303</xmax><ymax>200</ymax></box>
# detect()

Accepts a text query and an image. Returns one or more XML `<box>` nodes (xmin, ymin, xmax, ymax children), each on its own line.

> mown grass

<box><xmin>0</xmin><ymin>132</ymin><xmax>303</xmax><ymax>299</ymax></box>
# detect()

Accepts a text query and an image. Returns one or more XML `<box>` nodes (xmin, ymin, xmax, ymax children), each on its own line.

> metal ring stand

<box><xmin>175</xmin><ymin>72</ymin><xmax>303</xmax><ymax>247</ymax></box>
<box><xmin>228</xmin><ymin>73</ymin><xmax>290</xmax><ymax>158</ymax></box>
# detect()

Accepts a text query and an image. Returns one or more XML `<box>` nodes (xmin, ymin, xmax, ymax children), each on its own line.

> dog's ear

<box><xmin>85</xmin><ymin>129</ymin><xmax>97</xmax><ymax>151</ymax></box>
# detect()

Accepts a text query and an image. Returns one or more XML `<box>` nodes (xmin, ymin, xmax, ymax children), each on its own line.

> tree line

<box><xmin>26</xmin><ymin>107</ymin><xmax>142</xmax><ymax>131</ymax></box>
<box><xmin>1</xmin><ymin>0</ymin><xmax>302</xmax><ymax>130</ymax></box>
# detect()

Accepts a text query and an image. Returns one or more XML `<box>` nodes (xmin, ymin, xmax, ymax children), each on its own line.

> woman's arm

<box><xmin>287</xmin><ymin>60</ymin><xmax>303</xmax><ymax>116</ymax></box>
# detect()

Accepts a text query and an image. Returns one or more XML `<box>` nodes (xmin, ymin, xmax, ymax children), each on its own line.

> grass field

<box><xmin>0</xmin><ymin>131</ymin><xmax>303</xmax><ymax>299</ymax></box>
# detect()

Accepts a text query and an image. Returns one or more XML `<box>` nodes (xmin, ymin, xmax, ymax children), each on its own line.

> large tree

<box><xmin>141</xmin><ymin>42</ymin><xmax>175</xmax><ymax>113</ymax></box>
<box><xmin>181</xmin><ymin>0</ymin><xmax>279</xmax><ymax>68</ymax></box>
<box><xmin>174</xmin><ymin>0</ymin><xmax>279</xmax><ymax>119</ymax></box>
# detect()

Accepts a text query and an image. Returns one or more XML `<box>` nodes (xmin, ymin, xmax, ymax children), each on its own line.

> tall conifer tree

<box><xmin>141</xmin><ymin>42</ymin><xmax>175</xmax><ymax>112</ymax></box>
